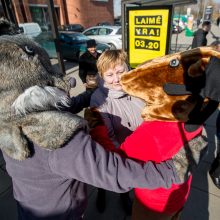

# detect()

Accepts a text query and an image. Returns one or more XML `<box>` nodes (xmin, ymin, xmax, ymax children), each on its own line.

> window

<box><xmin>106</xmin><ymin>28</ymin><xmax>113</xmax><ymax>34</ymax></box>
<box><xmin>116</xmin><ymin>28</ymin><xmax>122</xmax><ymax>35</ymax></box>
<box><xmin>84</xmin><ymin>28</ymin><xmax>99</xmax><ymax>35</ymax></box>
<box><xmin>99</xmin><ymin>28</ymin><xmax>107</xmax><ymax>35</ymax></box>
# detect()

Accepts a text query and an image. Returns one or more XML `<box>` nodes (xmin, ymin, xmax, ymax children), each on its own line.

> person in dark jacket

<box><xmin>191</xmin><ymin>21</ymin><xmax>211</xmax><ymax>49</ymax></box>
<box><xmin>217</xmin><ymin>17</ymin><xmax>220</xmax><ymax>27</ymax></box>
<box><xmin>209</xmin><ymin>40</ymin><xmax>220</xmax><ymax>189</ymax></box>
<box><xmin>79</xmin><ymin>39</ymin><xmax>101</xmax><ymax>89</ymax></box>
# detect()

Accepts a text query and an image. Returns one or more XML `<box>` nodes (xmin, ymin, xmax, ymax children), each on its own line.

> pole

<box><xmin>202</xmin><ymin>0</ymin><xmax>208</xmax><ymax>22</ymax></box>
<box><xmin>46</xmin><ymin>0</ymin><xmax>66</xmax><ymax>76</ymax></box>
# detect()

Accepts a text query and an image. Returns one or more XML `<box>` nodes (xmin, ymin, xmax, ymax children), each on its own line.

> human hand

<box><xmin>84</xmin><ymin>107</ymin><xmax>104</xmax><ymax>129</ymax></box>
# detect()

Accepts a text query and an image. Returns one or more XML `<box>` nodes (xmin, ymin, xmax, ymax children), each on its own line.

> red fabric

<box><xmin>120</xmin><ymin>121</ymin><xmax>202</xmax><ymax>214</ymax></box>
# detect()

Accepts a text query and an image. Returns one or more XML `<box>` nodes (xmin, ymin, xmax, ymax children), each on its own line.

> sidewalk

<box><xmin>1</xmin><ymin>26</ymin><xmax>220</xmax><ymax>220</ymax></box>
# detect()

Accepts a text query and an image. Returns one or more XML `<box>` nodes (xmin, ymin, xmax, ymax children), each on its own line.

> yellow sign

<box><xmin>127</xmin><ymin>6</ymin><xmax>172</xmax><ymax>68</ymax></box>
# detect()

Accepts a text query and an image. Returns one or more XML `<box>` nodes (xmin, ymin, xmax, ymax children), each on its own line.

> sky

<box><xmin>113</xmin><ymin>0</ymin><xmax>121</xmax><ymax>18</ymax></box>
<box><xmin>113</xmin><ymin>0</ymin><xmax>220</xmax><ymax>18</ymax></box>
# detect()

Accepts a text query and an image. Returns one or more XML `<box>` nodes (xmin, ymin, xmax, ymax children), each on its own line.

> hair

<box><xmin>211</xmin><ymin>40</ymin><xmax>220</xmax><ymax>47</ymax></box>
<box><xmin>210</xmin><ymin>40</ymin><xmax>220</xmax><ymax>52</ymax></box>
<box><xmin>97</xmin><ymin>49</ymin><xmax>128</xmax><ymax>76</ymax></box>
<box><xmin>11</xmin><ymin>86</ymin><xmax>71</xmax><ymax>115</ymax></box>
<box><xmin>202</xmin><ymin>21</ymin><xmax>211</xmax><ymax>27</ymax></box>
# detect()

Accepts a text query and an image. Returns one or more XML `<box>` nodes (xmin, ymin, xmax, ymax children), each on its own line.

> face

<box><xmin>215</xmin><ymin>44</ymin><xmax>220</xmax><ymax>52</ymax></box>
<box><xmin>204</xmin><ymin>24</ymin><xmax>211</xmax><ymax>32</ymax></box>
<box><xmin>88</xmin><ymin>46</ymin><xmax>96</xmax><ymax>54</ymax></box>
<box><xmin>102</xmin><ymin>63</ymin><xmax>128</xmax><ymax>91</ymax></box>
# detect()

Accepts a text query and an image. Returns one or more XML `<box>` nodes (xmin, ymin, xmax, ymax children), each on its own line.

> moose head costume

<box><xmin>121</xmin><ymin>47</ymin><xmax>220</xmax><ymax>126</ymax></box>
<box><xmin>118</xmin><ymin>47</ymin><xmax>220</xmax><ymax>218</ymax></box>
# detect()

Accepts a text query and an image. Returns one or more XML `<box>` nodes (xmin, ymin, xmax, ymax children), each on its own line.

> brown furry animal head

<box><xmin>120</xmin><ymin>47</ymin><xmax>220</xmax><ymax>124</ymax></box>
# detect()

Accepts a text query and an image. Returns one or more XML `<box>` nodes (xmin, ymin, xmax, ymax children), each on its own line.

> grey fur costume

<box><xmin>0</xmin><ymin>20</ymin><xmax>86</xmax><ymax>160</ymax></box>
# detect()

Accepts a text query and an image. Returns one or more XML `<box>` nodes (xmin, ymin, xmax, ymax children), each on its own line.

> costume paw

<box><xmin>172</xmin><ymin>134</ymin><xmax>208</xmax><ymax>182</ymax></box>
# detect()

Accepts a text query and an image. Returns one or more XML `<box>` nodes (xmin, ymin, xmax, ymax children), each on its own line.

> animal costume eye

<box><xmin>170</xmin><ymin>59</ymin><xmax>180</xmax><ymax>67</ymax></box>
<box><xmin>24</xmin><ymin>45</ymin><xmax>34</xmax><ymax>55</ymax></box>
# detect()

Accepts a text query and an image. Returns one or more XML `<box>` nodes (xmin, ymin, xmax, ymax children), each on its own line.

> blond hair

<box><xmin>97</xmin><ymin>50</ymin><xmax>128</xmax><ymax>76</ymax></box>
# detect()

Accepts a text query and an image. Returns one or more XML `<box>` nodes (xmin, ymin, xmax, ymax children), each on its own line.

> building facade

<box><xmin>9</xmin><ymin>0</ymin><xmax>114</xmax><ymax>29</ymax></box>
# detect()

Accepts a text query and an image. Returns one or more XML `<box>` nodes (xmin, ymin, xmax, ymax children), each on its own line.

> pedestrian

<box><xmin>217</xmin><ymin>16</ymin><xmax>220</xmax><ymax>27</ymax></box>
<box><xmin>209</xmin><ymin>40</ymin><xmax>220</xmax><ymax>189</ymax></box>
<box><xmin>0</xmin><ymin>23</ymin><xmax>195</xmax><ymax>220</ymax></box>
<box><xmin>79</xmin><ymin>39</ymin><xmax>100</xmax><ymax>90</ymax></box>
<box><xmin>197</xmin><ymin>18</ymin><xmax>201</xmax><ymax>28</ymax></box>
<box><xmin>191</xmin><ymin>21</ymin><xmax>211</xmax><ymax>49</ymax></box>
<box><xmin>90</xmin><ymin>50</ymin><xmax>144</xmax><ymax>215</ymax></box>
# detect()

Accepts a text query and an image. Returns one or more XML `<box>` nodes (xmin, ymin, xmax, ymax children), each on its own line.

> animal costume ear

<box><xmin>188</xmin><ymin>57</ymin><xmax>209</xmax><ymax>77</ymax></box>
<box><xmin>0</xmin><ymin>125</ymin><xmax>30</xmax><ymax>161</ymax></box>
<box><xmin>0</xmin><ymin>17</ymin><xmax>20</xmax><ymax>35</ymax></box>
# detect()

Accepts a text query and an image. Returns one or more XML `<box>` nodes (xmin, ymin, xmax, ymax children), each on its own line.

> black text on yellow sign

<box><xmin>135</xmin><ymin>27</ymin><xmax>160</xmax><ymax>37</ymax></box>
<box><xmin>135</xmin><ymin>15</ymin><xmax>162</xmax><ymax>25</ymax></box>
<box><xmin>135</xmin><ymin>38</ymin><xmax>160</xmax><ymax>51</ymax></box>
<box><xmin>127</xmin><ymin>6</ymin><xmax>172</xmax><ymax>68</ymax></box>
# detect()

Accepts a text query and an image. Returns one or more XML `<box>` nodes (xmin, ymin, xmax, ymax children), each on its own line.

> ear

<box><xmin>0</xmin><ymin>125</ymin><xmax>30</xmax><ymax>160</ymax></box>
<box><xmin>0</xmin><ymin>17</ymin><xmax>20</xmax><ymax>35</ymax></box>
<box><xmin>185</xmin><ymin>99</ymin><xmax>219</xmax><ymax>132</ymax></box>
<box><xmin>188</xmin><ymin>57</ymin><xmax>210</xmax><ymax>77</ymax></box>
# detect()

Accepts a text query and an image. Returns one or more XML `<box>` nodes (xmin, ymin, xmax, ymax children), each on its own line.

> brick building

<box><xmin>11</xmin><ymin>0</ymin><xmax>114</xmax><ymax>29</ymax></box>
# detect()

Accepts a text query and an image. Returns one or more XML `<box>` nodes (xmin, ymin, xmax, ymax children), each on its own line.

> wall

<box><xmin>66</xmin><ymin>0</ymin><xmax>114</xmax><ymax>28</ymax></box>
<box><xmin>12</xmin><ymin>0</ymin><xmax>114</xmax><ymax>28</ymax></box>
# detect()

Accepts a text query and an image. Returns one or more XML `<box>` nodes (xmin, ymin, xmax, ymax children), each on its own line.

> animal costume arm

<box><xmin>48</xmin><ymin>129</ymin><xmax>180</xmax><ymax>192</ymax></box>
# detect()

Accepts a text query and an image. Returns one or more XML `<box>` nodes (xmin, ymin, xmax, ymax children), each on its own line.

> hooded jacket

<box><xmin>90</xmin><ymin>81</ymin><xmax>144</xmax><ymax>147</ymax></box>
